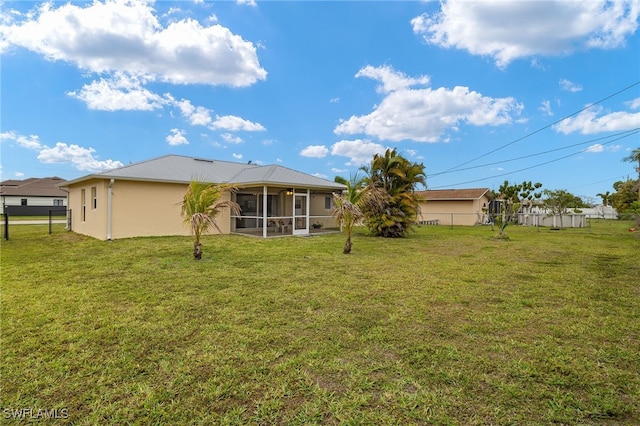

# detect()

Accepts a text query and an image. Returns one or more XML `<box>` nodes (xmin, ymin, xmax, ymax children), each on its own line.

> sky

<box><xmin>1</xmin><ymin>0</ymin><xmax>639</xmax><ymax>202</ymax></box>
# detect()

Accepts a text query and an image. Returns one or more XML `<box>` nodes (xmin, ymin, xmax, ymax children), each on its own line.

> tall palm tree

<box><xmin>179</xmin><ymin>180</ymin><xmax>241</xmax><ymax>260</ymax></box>
<box><xmin>362</xmin><ymin>148</ymin><xmax>426</xmax><ymax>237</ymax></box>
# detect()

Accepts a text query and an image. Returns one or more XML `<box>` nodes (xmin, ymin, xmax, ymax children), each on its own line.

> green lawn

<box><xmin>1</xmin><ymin>222</ymin><xmax>639</xmax><ymax>424</ymax></box>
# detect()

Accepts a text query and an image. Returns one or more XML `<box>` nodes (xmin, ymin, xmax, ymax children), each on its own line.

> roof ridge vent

<box><xmin>193</xmin><ymin>157</ymin><xmax>213</xmax><ymax>163</ymax></box>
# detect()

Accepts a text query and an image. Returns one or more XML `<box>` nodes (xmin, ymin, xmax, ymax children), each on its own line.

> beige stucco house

<box><xmin>60</xmin><ymin>155</ymin><xmax>345</xmax><ymax>240</ymax></box>
<box><xmin>415</xmin><ymin>188</ymin><xmax>491</xmax><ymax>226</ymax></box>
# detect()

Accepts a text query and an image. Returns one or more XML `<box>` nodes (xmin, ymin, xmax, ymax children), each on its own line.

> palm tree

<box><xmin>179</xmin><ymin>180</ymin><xmax>241</xmax><ymax>260</ymax></box>
<box><xmin>623</xmin><ymin>147</ymin><xmax>640</xmax><ymax>173</ymax></box>
<box><xmin>596</xmin><ymin>191</ymin><xmax>612</xmax><ymax>207</ymax></box>
<box><xmin>622</xmin><ymin>147</ymin><xmax>640</xmax><ymax>199</ymax></box>
<box><xmin>331</xmin><ymin>174</ymin><xmax>368</xmax><ymax>254</ymax></box>
<box><xmin>362</xmin><ymin>148</ymin><xmax>426</xmax><ymax>237</ymax></box>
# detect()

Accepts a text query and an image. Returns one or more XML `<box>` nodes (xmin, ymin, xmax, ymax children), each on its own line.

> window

<box><xmin>81</xmin><ymin>189</ymin><xmax>86</xmax><ymax>222</ymax></box>
<box><xmin>21</xmin><ymin>198</ymin><xmax>27</xmax><ymax>206</ymax></box>
<box><xmin>91</xmin><ymin>187</ymin><xmax>97</xmax><ymax>209</ymax></box>
<box><xmin>54</xmin><ymin>199</ymin><xmax>64</xmax><ymax>206</ymax></box>
<box><xmin>325</xmin><ymin>196</ymin><xmax>332</xmax><ymax>210</ymax></box>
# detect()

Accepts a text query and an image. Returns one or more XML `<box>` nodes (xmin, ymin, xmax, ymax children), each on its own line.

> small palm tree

<box><xmin>179</xmin><ymin>180</ymin><xmax>241</xmax><ymax>260</ymax></box>
<box><xmin>331</xmin><ymin>174</ymin><xmax>371</xmax><ymax>254</ymax></box>
<box><xmin>331</xmin><ymin>174</ymin><xmax>384</xmax><ymax>254</ymax></box>
<box><xmin>596</xmin><ymin>191</ymin><xmax>612</xmax><ymax>207</ymax></box>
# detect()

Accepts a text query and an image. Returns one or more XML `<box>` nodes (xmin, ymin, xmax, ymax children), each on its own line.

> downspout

<box><xmin>107</xmin><ymin>179</ymin><xmax>114</xmax><ymax>240</ymax></box>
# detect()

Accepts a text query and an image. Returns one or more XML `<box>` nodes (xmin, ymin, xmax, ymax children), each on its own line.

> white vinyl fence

<box><xmin>517</xmin><ymin>213</ymin><xmax>586</xmax><ymax>228</ymax></box>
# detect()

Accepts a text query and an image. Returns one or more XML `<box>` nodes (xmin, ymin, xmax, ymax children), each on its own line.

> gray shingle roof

<box><xmin>1</xmin><ymin>177</ymin><xmax>67</xmax><ymax>197</ymax></box>
<box><xmin>62</xmin><ymin>155</ymin><xmax>345</xmax><ymax>190</ymax></box>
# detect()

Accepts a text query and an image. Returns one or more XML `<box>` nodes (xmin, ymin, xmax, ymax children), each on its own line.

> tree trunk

<box><xmin>343</xmin><ymin>236</ymin><xmax>352</xmax><ymax>254</ymax></box>
<box><xmin>193</xmin><ymin>242</ymin><xmax>203</xmax><ymax>260</ymax></box>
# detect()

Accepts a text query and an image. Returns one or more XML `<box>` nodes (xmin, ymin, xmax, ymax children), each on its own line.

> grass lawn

<box><xmin>1</xmin><ymin>221</ymin><xmax>639</xmax><ymax>424</ymax></box>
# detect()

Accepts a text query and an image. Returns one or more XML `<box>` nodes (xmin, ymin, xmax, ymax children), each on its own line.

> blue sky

<box><xmin>1</xmin><ymin>0</ymin><xmax>639</xmax><ymax>202</ymax></box>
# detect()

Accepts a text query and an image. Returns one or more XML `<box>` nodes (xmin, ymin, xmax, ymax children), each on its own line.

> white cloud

<box><xmin>330</xmin><ymin>139</ymin><xmax>387</xmax><ymax>166</ymax></box>
<box><xmin>173</xmin><ymin>98</ymin><xmax>214</xmax><ymax>126</ymax></box>
<box><xmin>559</xmin><ymin>79</ymin><xmax>583</xmax><ymax>92</ymax></box>
<box><xmin>1</xmin><ymin>131</ymin><xmax>44</xmax><ymax>150</ymax></box>
<box><xmin>330</xmin><ymin>97</ymin><xmax>340</xmax><ymax>104</ymax></box>
<box><xmin>0</xmin><ymin>0</ymin><xmax>267</xmax><ymax>86</ymax></box>
<box><xmin>232</xmin><ymin>153</ymin><xmax>243</xmax><ymax>160</ymax></box>
<box><xmin>15</xmin><ymin>172</ymin><xmax>25</xmax><ymax>178</ymax></box>
<box><xmin>586</xmin><ymin>143</ymin><xmax>605</xmax><ymax>153</ymax></box>
<box><xmin>411</xmin><ymin>1</ymin><xmax>639</xmax><ymax>67</ymax></box>
<box><xmin>172</xmin><ymin>98</ymin><xmax>265</xmax><ymax>132</ymax></box>
<box><xmin>539</xmin><ymin>100</ymin><xmax>553</xmax><ymax>116</ymax></box>
<box><xmin>300</xmin><ymin>145</ymin><xmax>329</xmax><ymax>158</ymax></box>
<box><xmin>166</xmin><ymin>128</ymin><xmax>189</xmax><ymax>146</ymax></box>
<box><xmin>68</xmin><ymin>73</ymin><xmax>167</xmax><ymax>111</ymax></box>
<box><xmin>38</xmin><ymin>142</ymin><xmax>123</xmax><ymax>172</ymax></box>
<box><xmin>212</xmin><ymin>115</ymin><xmax>265</xmax><ymax>132</ymax></box>
<box><xmin>627</xmin><ymin>97</ymin><xmax>640</xmax><ymax>109</ymax></box>
<box><xmin>356</xmin><ymin>64</ymin><xmax>430</xmax><ymax>94</ymax></box>
<box><xmin>236</xmin><ymin>0</ymin><xmax>257</xmax><ymax>7</ymax></box>
<box><xmin>221</xmin><ymin>133</ymin><xmax>244</xmax><ymax>144</ymax></box>
<box><xmin>553</xmin><ymin>106</ymin><xmax>640</xmax><ymax>134</ymax></box>
<box><xmin>2</xmin><ymin>130</ymin><xmax>122</xmax><ymax>172</ymax></box>
<box><xmin>335</xmin><ymin>65</ymin><xmax>522</xmax><ymax>142</ymax></box>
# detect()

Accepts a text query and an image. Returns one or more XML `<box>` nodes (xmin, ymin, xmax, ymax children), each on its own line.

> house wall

<box><xmin>111</xmin><ymin>180</ymin><xmax>234</xmax><ymax>240</ymax></box>
<box><xmin>68</xmin><ymin>180</ymin><xmax>338</xmax><ymax>239</ymax></box>
<box><xmin>110</xmin><ymin>180</ymin><xmax>186</xmax><ymax>239</ymax></box>
<box><xmin>309</xmin><ymin>192</ymin><xmax>337</xmax><ymax>228</ymax></box>
<box><xmin>68</xmin><ymin>179</ymin><xmax>233</xmax><ymax>240</ymax></box>
<box><xmin>417</xmin><ymin>195</ymin><xmax>490</xmax><ymax>226</ymax></box>
<box><xmin>1</xmin><ymin>196</ymin><xmax>67</xmax><ymax>214</ymax></box>
<box><xmin>67</xmin><ymin>179</ymin><xmax>108</xmax><ymax>239</ymax></box>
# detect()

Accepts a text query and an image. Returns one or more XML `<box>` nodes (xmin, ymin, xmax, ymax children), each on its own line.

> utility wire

<box><xmin>429</xmin><ymin>128</ymin><xmax>640</xmax><ymax>177</ymax></box>
<box><xmin>428</xmin><ymin>129</ymin><xmax>639</xmax><ymax>189</ymax></box>
<box><xmin>434</xmin><ymin>80</ymin><xmax>640</xmax><ymax>175</ymax></box>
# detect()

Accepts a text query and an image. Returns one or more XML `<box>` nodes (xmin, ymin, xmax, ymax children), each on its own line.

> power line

<box><xmin>429</xmin><ymin>128</ymin><xmax>639</xmax><ymax>177</ymax></box>
<box><xmin>434</xmin><ymin>80</ymin><xmax>640</xmax><ymax>175</ymax></box>
<box><xmin>428</xmin><ymin>130</ymin><xmax>639</xmax><ymax>189</ymax></box>
<box><xmin>567</xmin><ymin>175</ymin><xmax>631</xmax><ymax>191</ymax></box>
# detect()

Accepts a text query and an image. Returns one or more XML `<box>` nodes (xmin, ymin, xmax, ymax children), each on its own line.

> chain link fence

<box><xmin>2</xmin><ymin>208</ymin><xmax>69</xmax><ymax>240</ymax></box>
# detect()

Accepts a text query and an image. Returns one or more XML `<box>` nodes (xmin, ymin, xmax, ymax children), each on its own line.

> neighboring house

<box><xmin>1</xmin><ymin>177</ymin><xmax>67</xmax><ymax>215</ymax></box>
<box><xmin>415</xmin><ymin>188</ymin><xmax>491</xmax><ymax>226</ymax></box>
<box><xmin>59</xmin><ymin>155</ymin><xmax>346</xmax><ymax>240</ymax></box>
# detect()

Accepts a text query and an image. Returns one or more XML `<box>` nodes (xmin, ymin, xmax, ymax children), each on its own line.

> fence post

<box><xmin>4</xmin><ymin>213</ymin><xmax>8</xmax><ymax>240</ymax></box>
<box><xmin>450</xmin><ymin>213</ymin><xmax>454</xmax><ymax>229</ymax></box>
<box><xmin>49</xmin><ymin>210</ymin><xmax>53</xmax><ymax>234</ymax></box>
